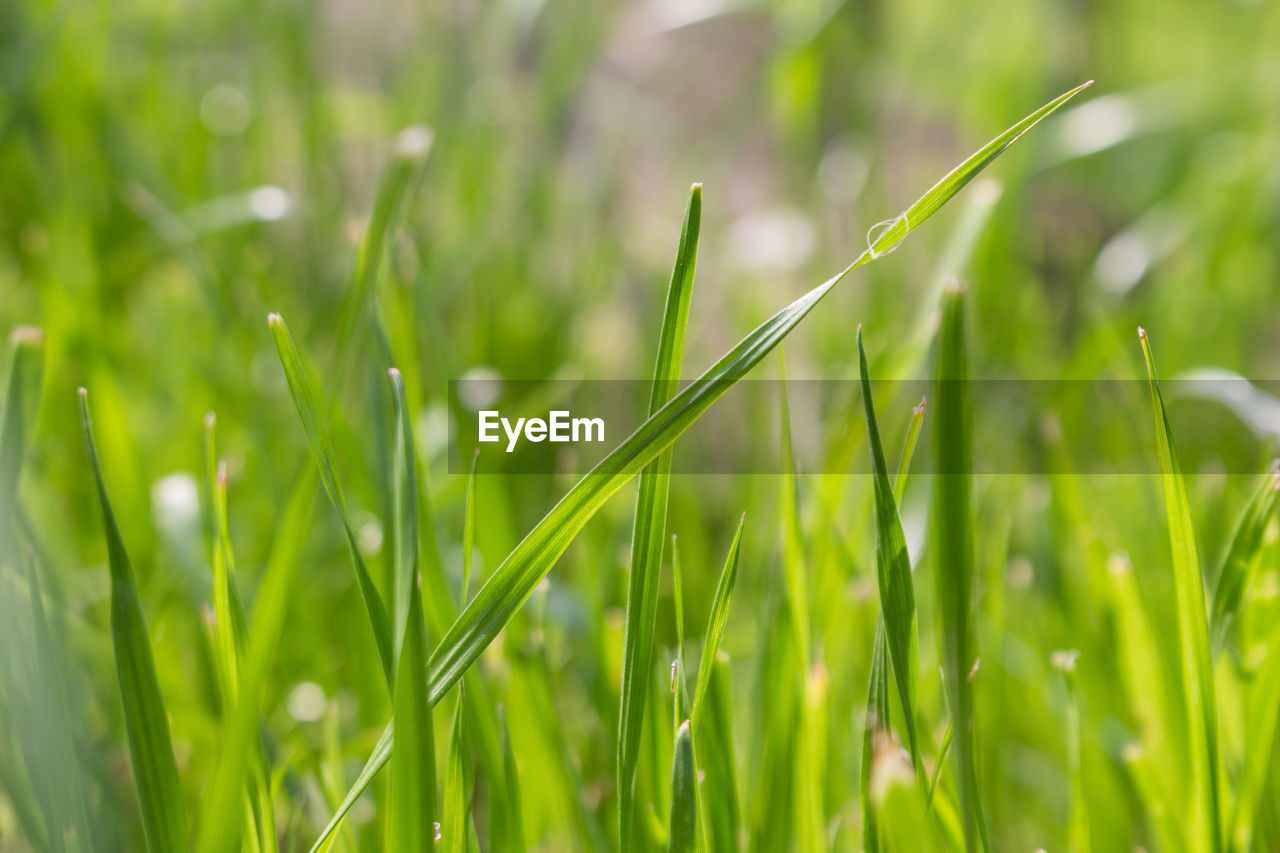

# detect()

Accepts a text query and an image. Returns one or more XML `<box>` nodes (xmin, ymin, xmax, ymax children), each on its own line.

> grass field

<box><xmin>4</xmin><ymin>0</ymin><xmax>1280</xmax><ymax>851</ymax></box>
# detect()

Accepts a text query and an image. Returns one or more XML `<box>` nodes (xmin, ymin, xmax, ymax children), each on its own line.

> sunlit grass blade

<box><xmin>387</xmin><ymin>368</ymin><xmax>437</xmax><ymax>851</ymax></box>
<box><xmin>443</xmin><ymin>688</ymin><xmax>475</xmax><ymax>853</ymax></box>
<box><xmin>690</xmin><ymin>514</ymin><xmax>745</xmax><ymax>730</ymax></box>
<box><xmin>619</xmin><ymin>182</ymin><xmax>701</xmax><ymax>850</ymax></box>
<box><xmin>198</xmin><ymin>466</ymin><xmax>317</xmax><ymax>853</ymax></box>
<box><xmin>310</xmin><ymin>84</ymin><xmax>1091</xmax><ymax>827</ymax></box>
<box><xmin>1209</xmin><ymin>461</ymin><xmax>1279</xmax><ymax>655</ymax></box>
<box><xmin>858</xmin><ymin>328</ymin><xmax>923</xmax><ymax>775</ymax></box>
<box><xmin>694</xmin><ymin>654</ymin><xmax>738</xmax><ymax>853</ymax></box>
<box><xmin>79</xmin><ymin>388</ymin><xmax>189</xmax><ymax>853</ymax></box>
<box><xmin>668</xmin><ymin>720</ymin><xmax>696</xmax><ymax>853</ymax></box>
<box><xmin>932</xmin><ymin>284</ymin><xmax>987</xmax><ymax>851</ymax></box>
<box><xmin>268</xmin><ymin>312</ymin><xmax>393</xmax><ymax>683</ymax></box>
<box><xmin>489</xmin><ymin>706</ymin><xmax>526</xmax><ymax>853</ymax></box>
<box><xmin>671</xmin><ymin>534</ymin><xmax>690</xmax><ymax>720</ymax></box>
<box><xmin>1138</xmin><ymin>327</ymin><xmax>1221</xmax><ymax>853</ymax></box>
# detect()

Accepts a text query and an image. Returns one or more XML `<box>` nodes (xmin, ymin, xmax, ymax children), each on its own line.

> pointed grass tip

<box><xmin>387</xmin><ymin>367</ymin><xmax>402</xmax><ymax>380</ymax></box>
<box><xmin>10</xmin><ymin>325</ymin><xmax>44</xmax><ymax>346</ymax></box>
<box><xmin>914</xmin><ymin>395</ymin><xmax>927</xmax><ymax>415</ymax></box>
<box><xmin>267</xmin><ymin>312</ymin><xmax>283</xmax><ymax>327</ymax></box>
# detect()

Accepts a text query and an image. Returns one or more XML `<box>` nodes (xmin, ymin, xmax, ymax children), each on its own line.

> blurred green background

<box><xmin>4</xmin><ymin>0</ymin><xmax>1280</xmax><ymax>849</ymax></box>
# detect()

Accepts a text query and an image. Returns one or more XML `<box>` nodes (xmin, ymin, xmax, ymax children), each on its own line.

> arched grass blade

<box><xmin>932</xmin><ymin>285</ymin><xmax>988</xmax><ymax>851</ymax></box>
<box><xmin>387</xmin><ymin>368</ymin><xmax>437</xmax><ymax>851</ymax></box>
<box><xmin>79</xmin><ymin>388</ymin><xmax>189</xmax><ymax>853</ymax></box>
<box><xmin>268</xmin><ymin>312</ymin><xmax>393</xmax><ymax>683</ymax></box>
<box><xmin>308</xmin><ymin>83</ymin><xmax>1092</xmax><ymax>834</ymax></box>
<box><xmin>619</xmin><ymin>182</ymin><xmax>701</xmax><ymax>850</ymax></box>
<box><xmin>1209</xmin><ymin>461</ymin><xmax>1279</xmax><ymax>655</ymax></box>
<box><xmin>858</xmin><ymin>328</ymin><xmax>923</xmax><ymax>775</ymax></box>
<box><xmin>668</xmin><ymin>720</ymin><xmax>696</xmax><ymax>853</ymax></box>
<box><xmin>1138</xmin><ymin>327</ymin><xmax>1221</xmax><ymax>853</ymax></box>
<box><xmin>690</xmin><ymin>514</ymin><xmax>745</xmax><ymax>731</ymax></box>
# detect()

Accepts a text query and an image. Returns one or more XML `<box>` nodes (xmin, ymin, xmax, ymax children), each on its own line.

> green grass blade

<box><xmin>1</xmin><ymin>327</ymin><xmax>43</xmax><ymax>556</ymax></box>
<box><xmin>79</xmin><ymin>388</ymin><xmax>189</xmax><ymax>853</ymax></box>
<box><xmin>671</xmin><ymin>534</ymin><xmax>690</xmax><ymax>720</ymax></box>
<box><xmin>618</xmin><ymin>182</ymin><xmax>701</xmax><ymax>850</ymax></box>
<box><xmin>861</xmin><ymin>620</ymin><xmax>892</xmax><ymax>853</ymax></box>
<box><xmin>690</xmin><ymin>514</ymin><xmax>745</xmax><ymax>731</ymax></box>
<box><xmin>387</xmin><ymin>368</ymin><xmax>437</xmax><ymax>851</ymax></box>
<box><xmin>1138</xmin><ymin>327</ymin><xmax>1221</xmax><ymax>852</ymax></box>
<box><xmin>442</xmin><ymin>688</ymin><xmax>475</xmax><ymax>853</ymax></box>
<box><xmin>489</xmin><ymin>705</ymin><xmax>526</xmax><ymax>853</ymax></box>
<box><xmin>308</xmin><ymin>84</ymin><xmax>1090</xmax><ymax>831</ymax></box>
<box><xmin>894</xmin><ymin>398</ymin><xmax>927</xmax><ymax>503</ymax></box>
<box><xmin>668</xmin><ymin>720</ymin><xmax>696</xmax><ymax>853</ymax></box>
<box><xmin>932</xmin><ymin>284</ymin><xmax>988</xmax><ymax>852</ymax></box>
<box><xmin>462</xmin><ymin>449</ymin><xmax>478</xmax><ymax>603</ymax></box>
<box><xmin>1209</xmin><ymin>462</ymin><xmax>1279</xmax><ymax>654</ymax></box>
<box><xmin>694</xmin><ymin>654</ymin><xmax>739</xmax><ymax>853</ymax></box>
<box><xmin>858</xmin><ymin>328</ymin><xmax>923</xmax><ymax>773</ymax></box>
<box><xmin>268</xmin><ymin>312</ymin><xmax>393</xmax><ymax>683</ymax></box>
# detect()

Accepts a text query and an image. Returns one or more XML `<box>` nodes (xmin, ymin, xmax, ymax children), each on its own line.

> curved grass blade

<box><xmin>1138</xmin><ymin>327</ymin><xmax>1221</xmax><ymax>853</ymax></box>
<box><xmin>268</xmin><ymin>312</ymin><xmax>393</xmax><ymax>683</ymax></box>
<box><xmin>387</xmin><ymin>368</ymin><xmax>437</xmax><ymax>851</ymax></box>
<box><xmin>858</xmin><ymin>328</ymin><xmax>923</xmax><ymax>775</ymax></box>
<box><xmin>619</xmin><ymin>182</ymin><xmax>701</xmax><ymax>850</ymax></box>
<box><xmin>442</xmin><ymin>687</ymin><xmax>475</xmax><ymax>853</ymax></box>
<box><xmin>668</xmin><ymin>720</ymin><xmax>696</xmax><ymax>853</ymax></box>
<box><xmin>690</xmin><ymin>514</ymin><xmax>745</xmax><ymax>731</ymax></box>
<box><xmin>1209</xmin><ymin>462</ymin><xmax>1279</xmax><ymax>655</ymax></box>
<box><xmin>79</xmin><ymin>389</ymin><xmax>189</xmax><ymax>853</ymax></box>
<box><xmin>308</xmin><ymin>83</ymin><xmax>1093</xmax><ymax>836</ymax></box>
<box><xmin>932</xmin><ymin>285</ymin><xmax>988</xmax><ymax>852</ymax></box>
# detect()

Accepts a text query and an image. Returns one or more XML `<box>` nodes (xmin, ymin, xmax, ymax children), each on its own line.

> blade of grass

<box><xmin>462</xmin><ymin>449</ymin><xmax>478</xmax><ymax>603</ymax></box>
<box><xmin>79</xmin><ymin>388</ymin><xmax>189</xmax><ymax>853</ymax></box>
<box><xmin>858</xmin><ymin>328</ymin><xmax>924</xmax><ymax>777</ymax></box>
<box><xmin>308</xmin><ymin>83</ymin><xmax>1092</xmax><ymax>837</ymax></box>
<box><xmin>488</xmin><ymin>705</ymin><xmax>526</xmax><ymax>853</ymax></box>
<box><xmin>1209</xmin><ymin>462</ymin><xmax>1279</xmax><ymax>655</ymax></box>
<box><xmin>690</xmin><ymin>514</ymin><xmax>745</xmax><ymax>731</ymax></box>
<box><xmin>932</xmin><ymin>284</ymin><xmax>988</xmax><ymax>852</ymax></box>
<box><xmin>668</xmin><ymin>720</ymin><xmax>696</xmax><ymax>853</ymax></box>
<box><xmin>387</xmin><ymin>368</ymin><xmax>437</xmax><ymax>851</ymax></box>
<box><xmin>442</xmin><ymin>687</ymin><xmax>475</xmax><ymax>853</ymax></box>
<box><xmin>671</xmin><ymin>534</ymin><xmax>690</xmax><ymax>720</ymax></box>
<box><xmin>694</xmin><ymin>654</ymin><xmax>739</xmax><ymax>853</ymax></box>
<box><xmin>1138</xmin><ymin>327</ymin><xmax>1222</xmax><ymax>853</ymax></box>
<box><xmin>619</xmin><ymin>182</ymin><xmax>701</xmax><ymax>850</ymax></box>
<box><xmin>268</xmin><ymin>312</ymin><xmax>393</xmax><ymax>683</ymax></box>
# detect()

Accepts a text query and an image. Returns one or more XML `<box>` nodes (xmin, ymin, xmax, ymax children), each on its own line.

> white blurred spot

<box><xmin>818</xmin><ymin>142</ymin><xmax>870</xmax><ymax>204</ymax></box>
<box><xmin>1055</xmin><ymin>94</ymin><xmax>1138</xmax><ymax>159</ymax></box>
<box><xmin>248</xmin><ymin>186</ymin><xmax>291</xmax><ymax>221</ymax></box>
<box><xmin>458</xmin><ymin>367</ymin><xmax>504</xmax><ymax>410</ymax></box>
<box><xmin>727</xmin><ymin>208</ymin><xmax>816</xmax><ymax>274</ymax></box>
<box><xmin>200</xmin><ymin>84</ymin><xmax>253</xmax><ymax>137</ymax></box>
<box><xmin>1050</xmin><ymin>648</ymin><xmax>1080</xmax><ymax>672</ymax></box>
<box><xmin>355</xmin><ymin>513</ymin><xmax>384</xmax><ymax>557</ymax></box>
<box><xmin>286</xmin><ymin>681</ymin><xmax>328</xmax><ymax>722</ymax></box>
<box><xmin>394</xmin><ymin>125</ymin><xmax>434</xmax><ymax>162</ymax></box>
<box><xmin>1006</xmin><ymin>555</ymin><xmax>1034</xmax><ymax>589</ymax></box>
<box><xmin>648</xmin><ymin>0</ymin><xmax>726</xmax><ymax>29</ymax></box>
<box><xmin>152</xmin><ymin>473</ymin><xmax>199</xmax><ymax>532</ymax></box>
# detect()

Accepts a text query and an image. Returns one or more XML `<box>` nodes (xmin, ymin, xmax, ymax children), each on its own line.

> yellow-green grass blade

<box><xmin>197</xmin><ymin>465</ymin><xmax>317</xmax><ymax>853</ymax></box>
<box><xmin>668</xmin><ymin>720</ymin><xmax>696</xmax><ymax>853</ymax></box>
<box><xmin>387</xmin><ymin>368</ymin><xmax>437</xmax><ymax>851</ymax></box>
<box><xmin>932</xmin><ymin>285</ymin><xmax>988</xmax><ymax>852</ymax></box>
<box><xmin>671</xmin><ymin>534</ymin><xmax>690</xmax><ymax>721</ymax></box>
<box><xmin>462</xmin><ymin>449</ymin><xmax>478</xmax><ymax>603</ymax></box>
<box><xmin>308</xmin><ymin>83</ymin><xmax>1091</xmax><ymax>836</ymax></box>
<box><xmin>694</xmin><ymin>654</ymin><xmax>738</xmax><ymax>853</ymax></box>
<box><xmin>489</xmin><ymin>705</ymin><xmax>526</xmax><ymax>853</ymax></box>
<box><xmin>1138</xmin><ymin>328</ymin><xmax>1222</xmax><ymax>853</ymax></box>
<box><xmin>1231</xmin><ymin>629</ymin><xmax>1280</xmax><ymax>850</ymax></box>
<box><xmin>690</xmin><ymin>514</ymin><xmax>745</xmax><ymax>732</ymax></box>
<box><xmin>79</xmin><ymin>389</ymin><xmax>189</xmax><ymax>853</ymax></box>
<box><xmin>1209</xmin><ymin>462</ymin><xmax>1279</xmax><ymax>655</ymax></box>
<box><xmin>1052</xmin><ymin>651</ymin><xmax>1089</xmax><ymax>853</ymax></box>
<box><xmin>619</xmin><ymin>182</ymin><xmax>701</xmax><ymax>850</ymax></box>
<box><xmin>268</xmin><ymin>312</ymin><xmax>393</xmax><ymax>683</ymax></box>
<box><xmin>894</xmin><ymin>398</ymin><xmax>926</xmax><ymax>503</ymax></box>
<box><xmin>443</xmin><ymin>689</ymin><xmax>475</xmax><ymax>853</ymax></box>
<box><xmin>858</xmin><ymin>328</ymin><xmax>923</xmax><ymax>775</ymax></box>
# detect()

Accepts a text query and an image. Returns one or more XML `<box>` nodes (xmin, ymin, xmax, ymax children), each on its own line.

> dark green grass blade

<box><xmin>307</xmin><ymin>83</ymin><xmax>1091</xmax><ymax>837</ymax></box>
<box><xmin>387</xmin><ymin>368</ymin><xmax>437</xmax><ymax>851</ymax></box>
<box><xmin>443</xmin><ymin>688</ymin><xmax>475</xmax><ymax>853</ymax></box>
<box><xmin>489</xmin><ymin>705</ymin><xmax>526</xmax><ymax>853</ymax></box>
<box><xmin>619</xmin><ymin>182</ymin><xmax>701</xmax><ymax>850</ymax></box>
<box><xmin>668</xmin><ymin>720</ymin><xmax>696</xmax><ymax>853</ymax></box>
<box><xmin>932</xmin><ymin>285</ymin><xmax>987</xmax><ymax>852</ymax></box>
<box><xmin>79</xmin><ymin>389</ymin><xmax>189</xmax><ymax>853</ymax></box>
<box><xmin>858</xmin><ymin>328</ymin><xmax>923</xmax><ymax>772</ymax></box>
<box><xmin>695</xmin><ymin>655</ymin><xmax>739</xmax><ymax>853</ymax></box>
<box><xmin>1209</xmin><ymin>462</ymin><xmax>1279</xmax><ymax>654</ymax></box>
<box><xmin>1138</xmin><ymin>328</ymin><xmax>1221</xmax><ymax>853</ymax></box>
<box><xmin>268</xmin><ymin>312</ymin><xmax>393</xmax><ymax>683</ymax></box>
<box><xmin>690</xmin><ymin>514</ymin><xmax>745</xmax><ymax>731</ymax></box>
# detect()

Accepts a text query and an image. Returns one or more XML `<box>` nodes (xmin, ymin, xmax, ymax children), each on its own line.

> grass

<box><xmin>5</xmin><ymin>2</ymin><xmax>1280</xmax><ymax>849</ymax></box>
